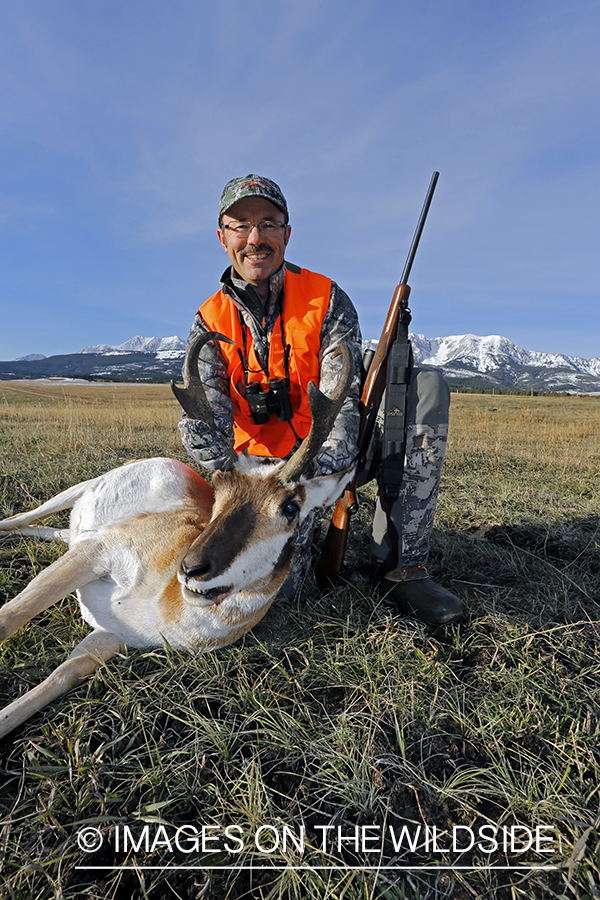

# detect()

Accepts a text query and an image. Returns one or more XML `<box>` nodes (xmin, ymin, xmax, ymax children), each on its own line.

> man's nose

<box><xmin>246</xmin><ymin>224</ymin><xmax>263</xmax><ymax>241</ymax></box>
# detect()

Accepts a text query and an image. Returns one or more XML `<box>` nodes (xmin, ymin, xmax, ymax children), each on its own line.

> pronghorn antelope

<box><xmin>0</xmin><ymin>333</ymin><xmax>354</xmax><ymax>739</ymax></box>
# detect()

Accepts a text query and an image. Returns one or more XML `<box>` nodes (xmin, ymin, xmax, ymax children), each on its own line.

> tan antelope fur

<box><xmin>0</xmin><ymin>335</ymin><xmax>355</xmax><ymax>739</ymax></box>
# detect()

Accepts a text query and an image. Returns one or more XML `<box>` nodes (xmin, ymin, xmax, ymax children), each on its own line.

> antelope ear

<box><xmin>299</xmin><ymin>464</ymin><xmax>357</xmax><ymax>519</ymax></box>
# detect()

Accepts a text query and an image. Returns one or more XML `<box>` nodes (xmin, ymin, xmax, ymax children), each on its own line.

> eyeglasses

<box><xmin>222</xmin><ymin>221</ymin><xmax>287</xmax><ymax>238</ymax></box>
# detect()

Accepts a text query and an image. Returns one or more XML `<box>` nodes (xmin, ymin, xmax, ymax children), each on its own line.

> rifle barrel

<box><xmin>399</xmin><ymin>171</ymin><xmax>439</xmax><ymax>286</ymax></box>
<box><xmin>315</xmin><ymin>171</ymin><xmax>440</xmax><ymax>590</ymax></box>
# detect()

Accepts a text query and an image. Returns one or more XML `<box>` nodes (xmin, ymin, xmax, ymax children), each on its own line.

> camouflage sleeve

<box><xmin>178</xmin><ymin>313</ymin><xmax>236</xmax><ymax>470</ymax></box>
<box><xmin>313</xmin><ymin>282</ymin><xmax>362</xmax><ymax>476</ymax></box>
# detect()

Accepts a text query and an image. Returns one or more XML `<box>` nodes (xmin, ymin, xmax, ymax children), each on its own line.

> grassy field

<box><xmin>0</xmin><ymin>381</ymin><xmax>599</xmax><ymax>900</ymax></box>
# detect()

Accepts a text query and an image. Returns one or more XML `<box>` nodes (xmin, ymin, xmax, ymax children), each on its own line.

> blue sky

<box><xmin>1</xmin><ymin>0</ymin><xmax>599</xmax><ymax>361</ymax></box>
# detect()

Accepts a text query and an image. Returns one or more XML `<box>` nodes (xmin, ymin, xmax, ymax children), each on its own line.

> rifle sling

<box><xmin>380</xmin><ymin>339</ymin><xmax>413</xmax><ymax>505</ymax></box>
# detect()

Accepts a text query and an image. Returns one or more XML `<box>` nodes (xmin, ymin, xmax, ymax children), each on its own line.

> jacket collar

<box><xmin>220</xmin><ymin>262</ymin><xmax>286</xmax><ymax>323</ymax></box>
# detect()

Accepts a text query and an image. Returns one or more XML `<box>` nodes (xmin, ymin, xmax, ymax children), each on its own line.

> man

<box><xmin>179</xmin><ymin>174</ymin><xmax>462</xmax><ymax>625</ymax></box>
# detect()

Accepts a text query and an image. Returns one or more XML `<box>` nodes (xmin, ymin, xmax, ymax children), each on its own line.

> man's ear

<box><xmin>217</xmin><ymin>227</ymin><xmax>228</xmax><ymax>252</ymax></box>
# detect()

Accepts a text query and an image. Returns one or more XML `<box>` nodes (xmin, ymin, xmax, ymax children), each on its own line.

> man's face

<box><xmin>217</xmin><ymin>197</ymin><xmax>291</xmax><ymax>291</ymax></box>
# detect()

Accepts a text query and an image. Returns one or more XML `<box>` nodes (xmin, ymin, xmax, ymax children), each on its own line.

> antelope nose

<box><xmin>181</xmin><ymin>559</ymin><xmax>212</xmax><ymax>581</ymax></box>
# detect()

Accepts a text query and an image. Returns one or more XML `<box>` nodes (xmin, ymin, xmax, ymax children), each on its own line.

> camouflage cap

<box><xmin>218</xmin><ymin>174</ymin><xmax>288</xmax><ymax>222</ymax></box>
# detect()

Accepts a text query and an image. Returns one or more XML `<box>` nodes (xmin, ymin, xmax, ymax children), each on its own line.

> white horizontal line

<box><xmin>76</xmin><ymin>865</ymin><xmax>560</xmax><ymax>872</ymax></box>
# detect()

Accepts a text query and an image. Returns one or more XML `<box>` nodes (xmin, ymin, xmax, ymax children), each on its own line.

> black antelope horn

<box><xmin>171</xmin><ymin>331</ymin><xmax>235</xmax><ymax>425</ymax></box>
<box><xmin>279</xmin><ymin>344</ymin><xmax>354</xmax><ymax>483</ymax></box>
<box><xmin>172</xmin><ymin>331</ymin><xmax>239</xmax><ymax>469</ymax></box>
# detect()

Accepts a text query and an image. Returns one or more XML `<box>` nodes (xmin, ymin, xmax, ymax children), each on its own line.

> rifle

<box><xmin>315</xmin><ymin>171</ymin><xmax>439</xmax><ymax>590</ymax></box>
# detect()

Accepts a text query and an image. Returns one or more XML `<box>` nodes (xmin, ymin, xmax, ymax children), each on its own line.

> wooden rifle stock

<box><xmin>315</xmin><ymin>171</ymin><xmax>439</xmax><ymax>591</ymax></box>
<box><xmin>315</xmin><ymin>484</ymin><xmax>357</xmax><ymax>589</ymax></box>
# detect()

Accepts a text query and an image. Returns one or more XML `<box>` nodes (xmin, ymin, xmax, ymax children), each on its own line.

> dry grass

<box><xmin>0</xmin><ymin>382</ymin><xmax>599</xmax><ymax>900</ymax></box>
<box><xmin>448</xmin><ymin>391</ymin><xmax>600</xmax><ymax>470</ymax></box>
<box><xmin>0</xmin><ymin>381</ymin><xmax>185</xmax><ymax>503</ymax></box>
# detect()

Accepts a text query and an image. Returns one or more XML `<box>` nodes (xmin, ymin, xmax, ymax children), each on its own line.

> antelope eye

<box><xmin>281</xmin><ymin>499</ymin><xmax>300</xmax><ymax>520</ymax></box>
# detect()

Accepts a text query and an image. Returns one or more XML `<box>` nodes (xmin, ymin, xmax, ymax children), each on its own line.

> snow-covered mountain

<box><xmin>409</xmin><ymin>333</ymin><xmax>600</xmax><ymax>389</ymax></box>
<box><xmin>363</xmin><ymin>333</ymin><xmax>600</xmax><ymax>392</ymax></box>
<box><xmin>409</xmin><ymin>333</ymin><xmax>600</xmax><ymax>375</ymax></box>
<box><xmin>77</xmin><ymin>335</ymin><xmax>185</xmax><ymax>358</ymax></box>
<box><xmin>3</xmin><ymin>333</ymin><xmax>600</xmax><ymax>392</ymax></box>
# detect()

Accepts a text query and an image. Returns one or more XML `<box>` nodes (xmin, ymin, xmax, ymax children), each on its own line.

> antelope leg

<box><xmin>0</xmin><ymin>541</ymin><xmax>104</xmax><ymax>642</ymax></box>
<box><xmin>1</xmin><ymin>525</ymin><xmax>70</xmax><ymax>541</ymax></box>
<box><xmin>0</xmin><ymin>629</ymin><xmax>125</xmax><ymax>739</ymax></box>
<box><xmin>0</xmin><ymin>476</ymin><xmax>100</xmax><ymax>531</ymax></box>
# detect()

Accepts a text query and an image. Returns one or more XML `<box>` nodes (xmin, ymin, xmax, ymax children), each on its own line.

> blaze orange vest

<box><xmin>199</xmin><ymin>265</ymin><xmax>331</xmax><ymax>457</ymax></box>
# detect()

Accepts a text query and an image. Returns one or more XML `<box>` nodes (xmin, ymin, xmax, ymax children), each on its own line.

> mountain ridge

<box><xmin>3</xmin><ymin>333</ymin><xmax>600</xmax><ymax>392</ymax></box>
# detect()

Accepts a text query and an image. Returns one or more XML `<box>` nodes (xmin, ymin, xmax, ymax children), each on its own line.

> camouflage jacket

<box><xmin>179</xmin><ymin>262</ymin><xmax>362</xmax><ymax>476</ymax></box>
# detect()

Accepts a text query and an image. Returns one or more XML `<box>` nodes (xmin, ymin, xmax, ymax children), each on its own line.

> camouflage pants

<box><xmin>284</xmin><ymin>369</ymin><xmax>450</xmax><ymax>594</ymax></box>
<box><xmin>367</xmin><ymin>369</ymin><xmax>450</xmax><ymax>568</ymax></box>
<box><xmin>283</xmin><ymin>508</ymin><xmax>322</xmax><ymax>597</ymax></box>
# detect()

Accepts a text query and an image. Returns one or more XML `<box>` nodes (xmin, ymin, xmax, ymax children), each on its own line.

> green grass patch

<box><xmin>0</xmin><ymin>385</ymin><xmax>599</xmax><ymax>899</ymax></box>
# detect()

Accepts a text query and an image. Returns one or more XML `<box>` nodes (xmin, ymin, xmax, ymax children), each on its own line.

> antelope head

<box><xmin>172</xmin><ymin>331</ymin><xmax>355</xmax><ymax>610</ymax></box>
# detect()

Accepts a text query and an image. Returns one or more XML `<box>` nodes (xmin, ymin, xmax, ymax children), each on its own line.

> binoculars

<box><xmin>245</xmin><ymin>379</ymin><xmax>294</xmax><ymax>425</ymax></box>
